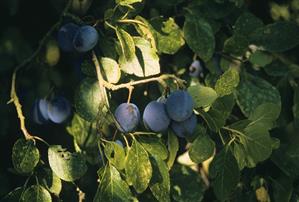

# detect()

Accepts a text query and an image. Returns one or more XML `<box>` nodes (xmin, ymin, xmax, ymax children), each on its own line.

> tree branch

<box><xmin>8</xmin><ymin>0</ymin><xmax>73</xmax><ymax>140</ymax></box>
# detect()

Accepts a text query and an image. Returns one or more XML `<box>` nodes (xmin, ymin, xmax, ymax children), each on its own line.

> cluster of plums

<box><xmin>57</xmin><ymin>23</ymin><xmax>99</xmax><ymax>53</ymax></box>
<box><xmin>32</xmin><ymin>96</ymin><xmax>72</xmax><ymax>124</ymax></box>
<box><xmin>114</xmin><ymin>90</ymin><xmax>197</xmax><ymax>138</ymax></box>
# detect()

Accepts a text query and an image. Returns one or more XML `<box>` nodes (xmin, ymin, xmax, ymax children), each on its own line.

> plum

<box><xmin>73</xmin><ymin>25</ymin><xmax>98</xmax><ymax>52</ymax></box>
<box><xmin>32</xmin><ymin>99</ymin><xmax>50</xmax><ymax>124</ymax></box>
<box><xmin>143</xmin><ymin>101</ymin><xmax>170</xmax><ymax>132</ymax></box>
<box><xmin>48</xmin><ymin>96</ymin><xmax>72</xmax><ymax>124</ymax></box>
<box><xmin>57</xmin><ymin>23</ymin><xmax>79</xmax><ymax>52</ymax></box>
<box><xmin>166</xmin><ymin>90</ymin><xmax>194</xmax><ymax>122</ymax></box>
<box><xmin>114</xmin><ymin>103</ymin><xmax>140</xmax><ymax>133</ymax></box>
<box><xmin>171</xmin><ymin>114</ymin><xmax>197</xmax><ymax>138</ymax></box>
<box><xmin>189</xmin><ymin>60</ymin><xmax>204</xmax><ymax>78</ymax></box>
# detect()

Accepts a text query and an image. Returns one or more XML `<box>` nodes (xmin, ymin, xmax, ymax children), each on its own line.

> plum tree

<box><xmin>166</xmin><ymin>90</ymin><xmax>194</xmax><ymax>122</ymax></box>
<box><xmin>57</xmin><ymin>23</ymin><xmax>79</xmax><ymax>52</ymax></box>
<box><xmin>171</xmin><ymin>113</ymin><xmax>197</xmax><ymax>138</ymax></box>
<box><xmin>32</xmin><ymin>99</ymin><xmax>50</xmax><ymax>124</ymax></box>
<box><xmin>48</xmin><ymin>96</ymin><xmax>72</xmax><ymax>124</ymax></box>
<box><xmin>73</xmin><ymin>25</ymin><xmax>98</xmax><ymax>52</ymax></box>
<box><xmin>143</xmin><ymin>101</ymin><xmax>170</xmax><ymax>132</ymax></box>
<box><xmin>114</xmin><ymin>103</ymin><xmax>140</xmax><ymax>133</ymax></box>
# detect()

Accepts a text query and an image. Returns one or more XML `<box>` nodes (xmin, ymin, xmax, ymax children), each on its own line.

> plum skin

<box><xmin>48</xmin><ymin>96</ymin><xmax>72</xmax><ymax>124</ymax></box>
<box><xmin>32</xmin><ymin>99</ymin><xmax>50</xmax><ymax>124</ymax></box>
<box><xmin>189</xmin><ymin>60</ymin><xmax>203</xmax><ymax>77</ymax></box>
<box><xmin>57</xmin><ymin>23</ymin><xmax>79</xmax><ymax>52</ymax></box>
<box><xmin>171</xmin><ymin>114</ymin><xmax>197</xmax><ymax>138</ymax></box>
<box><xmin>166</xmin><ymin>90</ymin><xmax>194</xmax><ymax>122</ymax></box>
<box><xmin>143</xmin><ymin>101</ymin><xmax>170</xmax><ymax>132</ymax></box>
<box><xmin>73</xmin><ymin>25</ymin><xmax>99</xmax><ymax>52</ymax></box>
<box><xmin>114</xmin><ymin>103</ymin><xmax>140</xmax><ymax>133</ymax></box>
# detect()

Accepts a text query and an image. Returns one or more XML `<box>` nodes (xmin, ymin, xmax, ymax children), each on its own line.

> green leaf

<box><xmin>66</xmin><ymin>113</ymin><xmax>98</xmax><ymax>149</ymax></box>
<box><xmin>116</xmin><ymin>27</ymin><xmax>144</xmax><ymax>77</ymax></box>
<box><xmin>104</xmin><ymin>141</ymin><xmax>126</xmax><ymax>170</ymax></box>
<box><xmin>12</xmin><ymin>139</ymin><xmax>40</xmax><ymax>174</ymax></box>
<box><xmin>134</xmin><ymin>16</ymin><xmax>157</xmax><ymax>51</ymax></box>
<box><xmin>187</xmin><ymin>1</ymin><xmax>235</xmax><ymax>20</ymax></box>
<box><xmin>271</xmin><ymin>137</ymin><xmax>299</xmax><ymax>178</ymax></box>
<box><xmin>234</xmin><ymin>12</ymin><xmax>264</xmax><ymax>39</ymax></box>
<box><xmin>80</xmin><ymin>60</ymin><xmax>96</xmax><ymax>77</ymax></box>
<box><xmin>21</xmin><ymin>185</ymin><xmax>51</xmax><ymax>202</ymax></box>
<box><xmin>115</xmin><ymin>0</ymin><xmax>142</xmax><ymax>6</ymax></box>
<box><xmin>74</xmin><ymin>78</ymin><xmax>109</xmax><ymax>122</ymax></box>
<box><xmin>167</xmin><ymin>131</ymin><xmax>179</xmax><ymax>170</ymax></box>
<box><xmin>212</xmin><ymin>95</ymin><xmax>235</xmax><ymax>122</ymax></box>
<box><xmin>209</xmin><ymin>147</ymin><xmax>240</xmax><ymax>200</ymax></box>
<box><xmin>230</xmin><ymin>143</ymin><xmax>247</xmax><ymax>170</ymax></box>
<box><xmin>271</xmin><ymin>175</ymin><xmax>293</xmax><ymax>202</ymax></box>
<box><xmin>188</xmin><ymin>84</ymin><xmax>218</xmax><ymax>108</ymax></box>
<box><xmin>293</xmin><ymin>86</ymin><xmax>299</xmax><ymax>126</ymax></box>
<box><xmin>125</xmin><ymin>139</ymin><xmax>152</xmax><ymax>193</ymax></box>
<box><xmin>66</xmin><ymin>113</ymin><xmax>102</xmax><ymax>165</ymax></box>
<box><xmin>264</xmin><ymin>60</ymin><xmax>289</xmax><ymax>77</ymax></box>
<box><xmin>37</xmin><ymin>168</ymin><xmax>62</xmax><ymax>195</ymax></box>
<box><xmin>249</xmin><ymin>50</ymin><xmax>273</xmax><ymax>67</ymax></box>
<box><xmin>134</xmin><ymin>37</ymin><xmax>160</xmax><ymax>77</ymax></box>
<box><xmin>100</xmin><ymin>57</ymin><xmax>121</xmax><ymax>84</ymax></box>
<box><xmin>198</xmin><ymin>108</ymin><xmax>225</xmax><ymax>132</ymax></box>
<box><xmin>251</xmin><ymin>21</ymin><xmax>299</xmax><ymax>52</ymax></box>
<box><xmin>138</xmin><ymin>136</ymin><xmax>168</xmax><ymax>160</ymax></box>
<box><xmin>240</xmin><ymin>125</ymin><xmax>273</xmax><ymax>168</ymax></box>
<box><xmin>215</xmin><ymin>67</ymin><xmax>240</xmax><ymax>97</ymax></box>
<box><xmin>48</xmin><ymin>145</ymin><xmax>87</xmax><ymax>182</ymax></box>
<box><xmin>170</xmin><ymin>164</ymin><xmax>205</xmax><ymax>202</ymax></box>
<box><xmin>248</xmin><ymin>102</ymin><xmax>281</xmax><ymax>130</ymax></box>
<box><xmin>189</xmin><ymin>131</ymin><xmax>215</xmax><ymax>164</ymax></box>
<box><xmin>151</xmin><ymin>17</ymin><xmax>185</xmax><ymax>54</ymax></box>
<box><xmin>223</xmin><ymin>34</ymin><xmax>249</xmax><ymax>56</ymax></box>
<box><xmin>1</xmin><ymin>187</ymin><xmax>23</xmax><ymax>202</ymax></box>
<box><xmin>235</xmin><ymin>73</ymin><xmax>281</xmax><ymax>117</ymax></box>
<box><xmin>184</xmin><ymin>15</ymin><xmax>215</xmax><ymax>62</ymax></box>
<box><xmin>94</xmin><ymin>164</ymin><xmax>133</xmax><ymax>202</ymax></box>
<box><xmin>149</xmin><ymin>157</ymin><xmax>170</xmax><ymax>202</ymax></box>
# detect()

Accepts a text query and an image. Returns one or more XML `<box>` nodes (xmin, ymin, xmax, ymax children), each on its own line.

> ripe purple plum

<box><xmin>171</xmin><ymin>114</ymin><xmax>197</xmax><ymax>138</ymax></box>
<box><xmin>73</xmin><ymin>25</ymin><xmax>98</xmax><ymax>52</ymax></box>
<box><xmin>32</xmin><ymin>99</ymin><xmax>50</xmax><ymax>124</ymax></box>
<box><xmin>166</xmin><ymin>90</ymin><xmax>194</xmax><ymax>122</ymax></box>
<box><xmin>48</xmin><ymin>96</ymin><xmax>72</xmax><ymax>124</ymax></box>
<box><xmin>114</xmin><ymin>103</ymin><xmax>140</xmax><ymax>133</ymax></box>
<box><xmin>143</xmin><ymin>101</ymin><xmax>170</xmax><ymax>132</ymax></box>
<box><xmin>189</xmin><ymin>60</ymin><xmax>204</xmax><ymax>78</ymax></box>
<box><xmin>57</xmin><ymin>23</ymin><xmax>79</xmax><ymax>52</ymax></box>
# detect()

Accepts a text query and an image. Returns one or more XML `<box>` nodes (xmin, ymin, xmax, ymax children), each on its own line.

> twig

<box><xmin>91</xmin><ymin>51</ymin><xmax>186</xmax><ymax>91</ymax></box>
<box><xmin>7</xmin><ymin>71</ymin><xmax>32</xmax><ymax>140</ymax></box>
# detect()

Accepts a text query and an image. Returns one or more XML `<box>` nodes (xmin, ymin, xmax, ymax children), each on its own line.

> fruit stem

<box><xmin>127</xmin><ymin>86</ymin><xmax>134</xmax><ymax>103</ymax></box>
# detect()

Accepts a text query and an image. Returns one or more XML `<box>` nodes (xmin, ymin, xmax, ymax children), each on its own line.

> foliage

<box><xmin>1</xmin><ymin>0</ymin><xmax>299</xmax><ymax>201</ymax></box>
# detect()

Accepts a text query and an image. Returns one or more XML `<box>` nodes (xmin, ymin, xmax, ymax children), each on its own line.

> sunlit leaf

<box><xmin>12</xmin><ymin>139</ymin><xmax>40</xmax><ymax>174</ymax></box>
<box><xmin>48</xmin><ymin>145</ymin><xmax>87</xmax><ymax>182</ymax></box>
<box><xmin>125</xmin><ymin>139</ymin><xmax>152</xmax><ymax>193</ymax></box>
